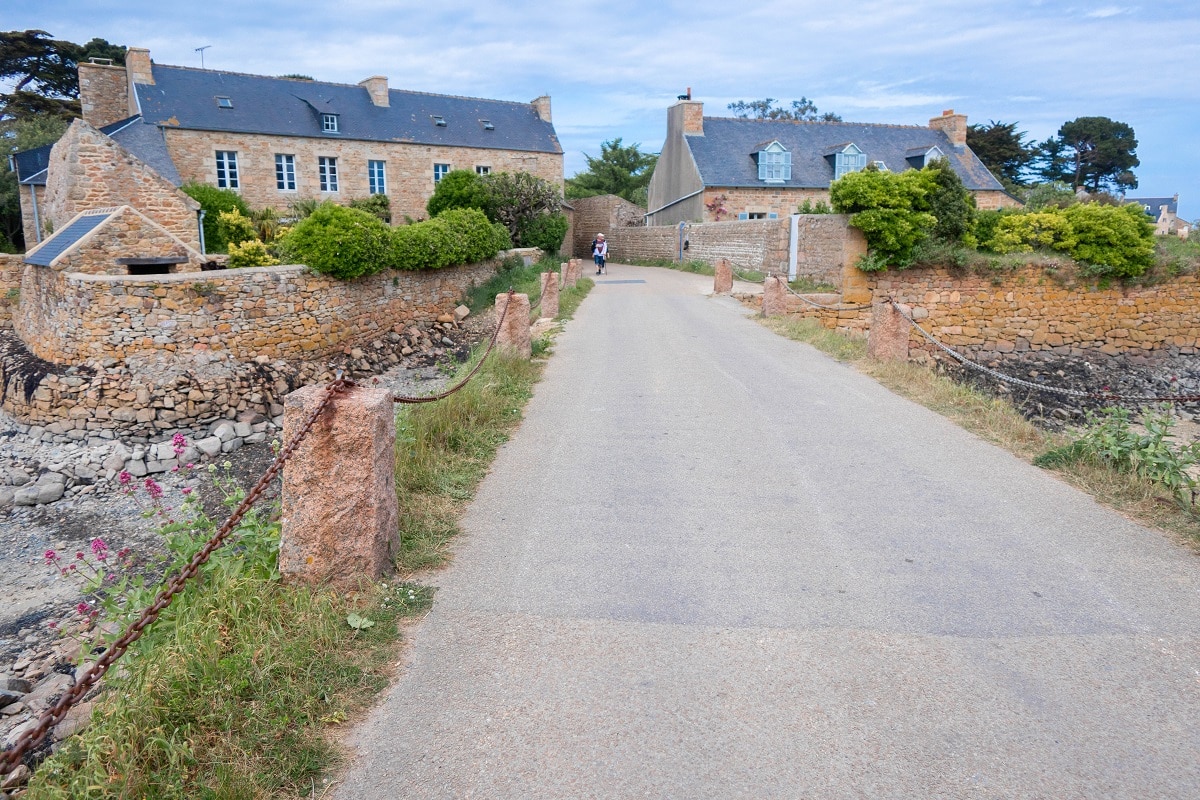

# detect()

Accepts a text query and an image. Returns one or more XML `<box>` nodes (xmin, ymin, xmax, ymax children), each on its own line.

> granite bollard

<box><xmin>867</xmin><ymin>301</ymin><xmax>912</xmax><ymax>361</ymax></box>
<box><xmin>496</xmin><ymin>292</ymin><xmax>532</xmax><ymax>358</ymax></box>
<box><xmin>762</xmin><ymin>274</ymin><xmax>787</xmax><ymax>317</ymax></box>
<box><xmin>539</xmin><ymin>272</ymin><xmax>560</xmax><ymax>319</ymax></box>
<box><xmin>280</xmin><ymin>384</ymin><xmax>398</xmax><ymax>587</ymax></box>
<box><xmin>714</xmin><ymin>259</ymin><xmax>733</xmax><ymax>294</ymax></box>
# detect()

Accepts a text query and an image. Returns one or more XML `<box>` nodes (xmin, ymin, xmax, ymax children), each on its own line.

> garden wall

<box><xmin>16</xmin><ymin>256</ymin><xmax>508</xmax><ymax>365</ymax></box>
<box><xmin>0</xmin><ymin>254</ymin><xmax>22</xmax><ymax>328</ymax></box>
<box><xmin>768</xmin><ymin>265</ymin><xmax>1200</xmax><ymax>359</ymax></box>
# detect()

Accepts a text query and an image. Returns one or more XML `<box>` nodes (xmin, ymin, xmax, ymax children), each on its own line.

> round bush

<box><xmin>515</xmin><ymin>212</ymin><xmax>569</xmax><ymax>254</ymax></box>
<box><xmin>276</xmin><ymin>203</ymin><xmax>391</xmax><ymax>279</ymax></box>
<box><xmin>181</xmin><ymin>183</ymin><xmax>251</xmax><ymax>254</ymax></box>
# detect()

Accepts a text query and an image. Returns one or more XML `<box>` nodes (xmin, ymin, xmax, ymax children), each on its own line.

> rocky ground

<box><xmin>0</xmin><ymin>307</ymin><xmax>498</xmax><ymax>788</ymax></box>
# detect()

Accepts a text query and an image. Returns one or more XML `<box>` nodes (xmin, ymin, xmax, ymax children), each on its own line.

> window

<box><xmin>756</xmin><ymin>142</ymin><xmax>791</xmax><ymax>183</ymax></box>
<box><xmin>216</xmin><ymin>96</ymin><xmax>233</xmax><ymax>109</ymax></box>
<box><xmin>475</xmin><ymin>165</ymin><xmax>491</xmax><ymax>176</ymax></box>
<box><xmin>275</xmin><ymin>154</ymin><xmax>296</xmax><ymax>191</ymax></box>
<box><xmin>431</xmin><ymin>115</ymin><xmax>447</xmax><ymax>127</ymax></box>
<box><xmin>215</xmin><ymin>151</ymin><xmax>239</xmax><ymax>189</ymax></box>
<box><xmin>322</xmin><ymin>113</ymin><xmax>339</xmax><ymax>133</ymax></box>
<box><xmin>834</xmin><ymin>144</ymin><xmax>867</xmax><ymax>180</ymax></box>
<box><xmin>368</xmin><ymin>160</ymin><xmax>387</xmax><ymax>195</ymax></box>
<box><xmin>747</xmin><ymin>212</ymin><xmax>767</xmax><ymax>220</ymax></box>
<box><xmin>433</xmin><ymin>163</ymin><xmax>451</xmax><ymax>183</ymax></box>
<box><xmin>479</xmin><ymin>119</ymin><xmax>494</xmax><ymax>131</ymax></box>
<box><xmin>319</xmin><ymin>156</ymin><xmax>339</xmax><ymax>192</ymax></box>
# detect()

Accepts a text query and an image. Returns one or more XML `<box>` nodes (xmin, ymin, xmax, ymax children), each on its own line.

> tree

<box><xmin>0</xmin><ymin>30</ymin><xmax>126</xmax><ymax>123</ymax></box>
<box><xmin>565</xmin><ymin>138</ymin><xmax>657</xmax><ymax>207</ymax></box>
<box><xmin>924</xmin><ymin>158</ymin><xmax>976</xmax><ymax>243</ymax></box>
<box><xmin>727</xmin><ymin>98</ymin><xmax>842</xmax><ymax>122</ymax></box>
<box><xmin>965</xmin><ymin>120</ymin><xmax>1031</xmax><ymax>191</ymax></box>
<box><xmin>830</xmin><ymin>166</ymin><xmax>936</xmax><ymax>269</ymax></box>
<box><xmin>1031</xmin><ymin>117</ymin><xmax>1140</xmax><ymax>193</ymax></box>
<box><xmin>0</xmin><ymin>115</ymin><xmax>69</xmax><ymax>250</ymax></box>
<box><xmin>478</xmin><ymin>171</ymin><xmax>563</xmax><ymax>247</ymax></box>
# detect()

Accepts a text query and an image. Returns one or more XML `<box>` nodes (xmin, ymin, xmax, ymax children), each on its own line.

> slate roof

<box><xmin>135</xmin><ymin>65</ymin><xmax>561</xmax><ymax>154</ymax></box>
<box><xmin>12</xmin><ymin>116</ymin><xmax>181</xmax><ymax>187</ymax></box>
<box><xmin>686</xmin><ymin>117</ymin><xmax>1003</xmax><ymax>191</ymax></box>
<box><xmin>24</xmin><ymin>209</ymin><xmax>114</xmax><ymax>266</ymax></box>
<box><xmin>1126</xmin><ymin>196</ymin><xmax>1178</xmax><ymax>218</ymax></box>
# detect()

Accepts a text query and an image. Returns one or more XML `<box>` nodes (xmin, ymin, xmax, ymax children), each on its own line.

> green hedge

<box><xmin>389</xmin><ymin>207</ymin><xmax>505</xmax><ymax>271</ymax></box>
<box><xmin>982</xmin><ymin>202</ymin><xmax>1155</xmax><ymax>278</ymax></box>
<box><xmin>181</xmin><ymin>183</ymin><xmax>251</xmax><ymax>254</ymax></box>
<box><xmin>276</xmin><ymin>203</ymin><xmax>392</xmax><ymax>279</ymax></box>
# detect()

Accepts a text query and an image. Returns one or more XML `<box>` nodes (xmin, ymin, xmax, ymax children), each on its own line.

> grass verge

<box><xmin>760</xmin><ymin>315</ymin><xmax>1200</xmax><ymax>544</ymax></box>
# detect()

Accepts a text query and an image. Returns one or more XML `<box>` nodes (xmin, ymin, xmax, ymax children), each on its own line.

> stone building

<box><xmin>14</xmin><ymin>47</ymin><xmax>563</xmax><ymax>250</ymax></box>
<box><xmin>645</xmin><ymin>96</ymin><xmax>1020</xmax><ymax>226</ymax></box>
<box><xmin>1126</xmin><ymin>194</ymin><xmax>1190</xmax><ymax>239</ymax></box>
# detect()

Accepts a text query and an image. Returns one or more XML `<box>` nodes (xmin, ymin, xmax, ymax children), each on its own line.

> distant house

<box><xmin>645</xmin><ymin>97</ymin><xmax>1019</xmax><ymax>226</ymax></box>
<box><xmin>14</xmin><ymin>47</ymin><xmax>563</xmax><ymax>251</ymax></box>
<box><xmin>1126</xmin><ymin>194</ymin><xmax>1189</xmax><ymax>239</ymax></box>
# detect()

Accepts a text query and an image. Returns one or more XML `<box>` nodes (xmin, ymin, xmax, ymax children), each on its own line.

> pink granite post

<box><xmin>495</xmin><ymin>292</ymin><xmax>532</xmax><ymax>358</ymax></box>
<box><xmin>762</xmin><ymin>274</ymin><xmax>788</xmax><ymax>317</ymax></box>
<box><xmin>560</xmin><ymin>262</ymin><xmax>575</xmax><ymax>289</ymax></box>
<box><xmin>280</xmin><ymin>384</ymin><xmax>398</xmax><ymax>587</ymax></box>
<box><xmin>567</xmin><ymin>259</ymin><xmax>583</xmax><ymax>286</ymax></box>
<box><xmin>867</xmin><ymin>301</ymin><xmax>912</xmax><ymax>361</ymax></box>
<box><xmin>539</xmin><ymin>271</ymin><xmax>560</xmax><ymax>319</ymax></box>
<box><xmin>714</xmin><ymin>259</ymin><xmax>733</xmax><ymax>294</ymax></box>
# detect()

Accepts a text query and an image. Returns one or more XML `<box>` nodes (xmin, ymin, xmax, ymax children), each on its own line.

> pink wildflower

<box><xmin>144</xmin><ymin>478</ymin><xmax>164</xmax><ymax>500</ymax></box>
<box><xmin>90</xmin><ymin>538</ymin><xmax>108</xmax><ymax>559</ymax></box>
<box><xmin>118</xmin><ymin>470</ymin><xmax>132</xmax><ymax>485</ymax></box>
<box><xmin>44</xmin><ymin>549</ymin><xmax>58</xmax><ymax>564</ymax></box>
<box><xmin>172</xmin><ymin>432</ymin><xmax>187</xmax><ymax>455</ymax></box>
<box><xmin>181</xmin><ymin>487</ymin><xmax>193</xmax><ymax>496</ymax></box>
<box><xmin>75</xmin><ymin>601</ymin><xmax>90</xmax><ymax>615</ymax></box>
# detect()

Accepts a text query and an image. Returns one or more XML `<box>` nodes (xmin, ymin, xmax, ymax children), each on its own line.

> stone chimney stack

<box><xmin>359</xmin><ymin>76</ymin><xmax>389</xmax><ymax>107</ymax></box>
<box><xmin>124</xmin><ymin>48</ymin><xmax>154</xmax><ymax>117</ymax></box>
<box><xmin>78</xmin><ymin>60</ymin><xmax>130</xmax><ymax>127</ymax></box>
<box><xmin>929</xmin><ymin>109</ymin><xmax>967</xmax><ymax>147</ymax></box>
<box><xmin>532</xmin><ymin>95</ymin><xmax>552</xmax><ymax>123</ymax></box>
<box><xmin>669</xmin><ymin>96</ymin><xmax>704</xmax><ymax>137</ymax></box>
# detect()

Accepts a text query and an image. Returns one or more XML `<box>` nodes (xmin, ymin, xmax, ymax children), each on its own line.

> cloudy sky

<box><xmin>8</xmin><ymin>1</ymin><xmax>1200</xmax><ymax>220</ymax></box>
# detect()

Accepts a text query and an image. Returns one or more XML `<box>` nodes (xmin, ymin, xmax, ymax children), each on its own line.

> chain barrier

<box><xmin>0</xmin><ymin>374</ymin><xmax>352</xmax><ymax>778</ymax></box>
<box><xmin>889</xmin><ymin>300</ymin><xmax>1200</xmax><ymax>404</ymax></box>
<box><xmin>393</xmin><ymin>289</ymin><xmax>514</xmax><ymax>405</ymax></box>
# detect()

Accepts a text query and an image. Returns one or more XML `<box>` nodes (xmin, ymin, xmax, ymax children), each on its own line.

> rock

<box><xmin>454</xmin><ymin>304</ymin><xmax>470</xmax><ymax>321</ymax></box>
<box><xmin>436</xmin><ymin>313</ymin><xmax>455</xmax><ymax>324</ymax></box>
<box><xmin>3</xmin><ymin>677</ymin><xmax>34</xmax><ymax>694</ymax></box>
<box><xmin>5</xmin><ymin>718</ymin><xmax>39</xmax><ymax>748</ymax></box>
<box><xmin>0</xmin><ymin>488</ymin><xmax>13</xmax><ymax>508</ymax></box>
<box><xmin>0</xmin><ymin>689</ymin><xmax>24</xmax><ymax>708</ymax></box>
<box><xmin>1</xmin><ymin>762</ymin><xmax>30</xmax><ymax>790</ymax></box>
<box><xmin>23</xmin><ymin>672</ymin><xmax>74</xmax><ymax>714</ymax></box>
<box><xmin>196</xmin><ymin>437</ymin><xmax>222</xmax><ymax>457</ymax></box>
<box><xmin>233</xmin><ymin>422</ymin><xmax>252</xmax><ymax>438</ymax></box>
<box><xmin>124</xmin><ymin>459</ymin><xmax>148</xmax><ymax>478</ymax></box>
<box><xmin>7</xmin><ymin>470</ymin><xmax>31</xmax><ymax>487</ymax></box>
<box><xmin>52</xmin><ymin>699</ymin><xmax>94</xmax><ymax>741</ymax></box>
<box><xmin>441</xmin><ymin>337</ymin><xmax>455</xmax><ymax>347</ymax></box>
<box><xmin>0</xmin><ymin>700</ymin><xmax>25</xmax><ymax>716</ymax></box>
<box><xmin>212</xmin><ymin>423</ymin><xmax>236</xmax><ymax>442</ymax></box>
<box><xmin>13</xmin><ymin>486</ymin><xmax>41</xmax><ymax>506</ymax></box>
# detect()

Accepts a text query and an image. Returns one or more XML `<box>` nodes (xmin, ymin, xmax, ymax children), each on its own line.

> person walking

<box><xmin>592</xmin><ymin>233</ymin><xmax>608</xmax><ymax>275</ymax></box>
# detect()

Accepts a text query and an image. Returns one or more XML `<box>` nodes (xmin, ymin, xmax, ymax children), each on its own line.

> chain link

<box><xmin>0</xmin><ymin>376</ymin><xmax>351</xmax><ymax>777</ymax></box>
<box><xmin>890</xmin><ymin>300</ymin><xmax>1200</xmax><ymax>404</ymax></box>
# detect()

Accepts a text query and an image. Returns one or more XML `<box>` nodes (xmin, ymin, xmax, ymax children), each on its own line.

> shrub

<box><xmin>924</xmin><ymin>159</ymin><xmax>976</xmax><ymax>244</ymax></box>
<box><xmin>181</xmin><ymin>183</ymin><xmax>251</xmax><ymax>253</ymax></box>
<box><xmin>515</xmin><ymin>212</ymin><xmax>569</xmax><ymax>255</ymax></box>
<box><xmin>227</xmin><ymin>239</ymin><xmax>280</xmax><ymax>268</ymax></box>
<box><xmin>831</xmin><ymin>167</ymin><xmax>936</xmax><ymax>269</ymax></box>
<box><xmin>436</xmin><ymin>208</ymin><xmax>502</xmax><ymax>264</ymax></box>
<box><xmin>389</xmin><ymin>208</ymin><xmax>503</xmax><ymax>271</ymax></box>
<box><xmin>275</xmin><ymin>202</ymin><xmax>391</xmax><ymax>279</ymax></box>
<box><xmin>215</xmin><ymin>209</ymin><xmax>257</xmax><ymax>249</ymax></box>
<box><xmin>286</xmin><ymin>197</ymin><xmax>322</xmax><ymax>221</ymax></box>
<box><xmin>1061</xmin><ymin>202</ymin><xmax>1155</xmax><ymax>277</ymax></box>
<box><xmin>1023</xmin><ymin>181</ymin><xmax>1077</xmax><ymax>210</ymax></box>
<box><xmin>481</xmin><ymin>171</ymin><xmax>564</xmax><ymax>246</ymax></box>
<box><xmin>987</xmin><ymin>210</ymin><xmax>1077</xmax><ymax>254</ymax></box>
<box><xmin>427</xmin><ymin>170</ymin><xmax>491</xmax><ymax>218</ymax></box>
<box><xmin>491</xmin><ymin>222</ymin><xmax>513</xmax><ymax>252</ymax></box>
<box><xmin>797</xmin><ymin>199</ymin><xmax>833</xmax><ymax>214</ymax></box>
<box><xmin>349</xmin><ymin>194</ymin><xmax>391</xmax><ymax>223</ymax></box>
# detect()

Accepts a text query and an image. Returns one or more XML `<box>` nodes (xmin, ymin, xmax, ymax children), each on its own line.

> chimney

<box><xmin>124</xmin><ymin>47</ymin><xmax>154</xmax><ymax>117</ymax></box>
<box><xmin>669</xmin><ymin>96</ymin><xmax>704</xmax><ymax>137</ymax></box>
<box><xmin>359</xmin><ymin>75</ymin><xmax>389</xmax><ymax>107</ymax></box>
<box><xmin>929</xmin><ymin>108</ymin><xmax>967</xmax><ymax>147</ymax></box>
<box><xmin>532</xmin><ymin>95</ymin><xmax>552</xmax><ymax>123</ymax></box>
<box><xmin>78</xmin><ymin>59</ymin><xmax>130</xmax><ymax>127</ymax></box>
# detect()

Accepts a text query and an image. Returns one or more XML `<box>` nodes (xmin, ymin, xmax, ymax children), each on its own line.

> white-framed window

<box><xmin>275</xmin><ymin>154</ymin><xmax>296</xmax><ymax>191</ymax></box>
<box><xmin>834</xmin><ymin>144</ymin><xmax>867</xmax><ymax>180</ymax></box>
<box><xmin>216</xmin><ymin>96</ymin><xmax>233</xmax><ymax>109</ymax></box>
<box><xmin>322</xmin><ymin>113</ymin><xmax>339</xmax><ymax>133</ymax></box>
<box><xmin>215</xmin><ymin>150</ymin><xmax>239</xmax><ymax>189</ymax></box>
<box><xmin>368</xmin><ymin>160</ymin><xmax>387</xmax><ymax>195</ymax></box>
<box><xmin>475</xmin><ymin>165</ymin><xmax>491</xmax><ymax>176</ymax></box>
<box><xmin>756</xmin><ymin>141</ymin><xmax>791</xmax><ymax>183</ymax></box>
<box><xmin>319</xmin><ymin>156</ymin><xmax>339</xmax><ymax>192</ymax></box>
<box><xmin>433</xmin><ymin>163</ymin><xmax>451</xmax><ymax>183</ymax></box>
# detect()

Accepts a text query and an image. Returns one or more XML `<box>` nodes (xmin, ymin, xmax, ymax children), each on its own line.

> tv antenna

<box><xmin>195</xmin><ymin>45</ymin><xmax>212</xmax><ymax>69</ymax></box>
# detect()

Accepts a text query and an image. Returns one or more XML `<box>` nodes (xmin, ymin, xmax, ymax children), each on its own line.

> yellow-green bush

<box><xmin>982</xmin><ymin>202</ymin><xmax>1155</xmax><ymax>277</ymax></box>
<box><xmin>227</xmin><ymin>239</ymin><xmax>280</xmax><ymax>269</ymax></box>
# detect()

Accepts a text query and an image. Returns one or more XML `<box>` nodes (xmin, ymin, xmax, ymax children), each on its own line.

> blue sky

<box><xmin>8</xmin><ymin>1</ymin><xmax>1200</xmax><ymax>221</ymax></box>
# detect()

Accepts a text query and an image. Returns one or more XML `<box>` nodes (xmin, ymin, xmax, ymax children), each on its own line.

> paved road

<box><xmin>336</xmin><ymin>265</ymin><xmax>1200</xmax><ymax>799</ymax></box>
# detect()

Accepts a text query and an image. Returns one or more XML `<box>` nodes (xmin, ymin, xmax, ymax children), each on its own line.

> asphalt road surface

<box><xmin>335</xmin><ymin>265</ymin><xmax>1200</xmax><ymax>799</ymax></box>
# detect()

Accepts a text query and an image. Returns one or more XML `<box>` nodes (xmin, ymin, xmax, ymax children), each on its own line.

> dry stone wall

<box><xmin>0</xmin><ymin>255</ymin><xmax>23</xmax><ymax>328</ymax></box>
<box><xmin>570</xmin><ymin>195</ymin><xmax>646</xmax><ymax>258</ymax></box>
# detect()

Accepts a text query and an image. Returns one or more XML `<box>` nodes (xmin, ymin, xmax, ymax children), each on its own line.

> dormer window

<box><xmin>322</xmin><ymin>113</ymin><xmax>339</xmax><ymax>133</ymax></box>
<box><xmin>216</xmin><ymin>96</ymin><xmax>233</xmax><ymax>109</ymax></box>
<box><xmin>755</xmin><ymin>141</ymin><xmax>791</xmax><ymax>183</ymax></box>
<box><xmin>871</xmin><ymin>161</ymin><xmax>889</xmax><ymax>171</ymax></box>
<box><xmin>906</xmin><ymin>145</ymin><xmax>944</xmax><ymax>169</ymax></box>
<box><xmin>432</xmin><ymin>115</ymin><xmax>447</xmax><ymax>127</ymax></box>
<box><xmin>828</xmin><ymin>143</ymin><xmax>866</xmax><ymax>180</ymax></box>
<box><xmin>479</xmin><ymin>119</ymin><xmax>494</xmax><ymax>131</ymax></box>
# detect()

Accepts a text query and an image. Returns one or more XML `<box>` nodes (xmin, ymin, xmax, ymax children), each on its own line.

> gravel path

<box><xmin>335</xmin><ymin>264</ymin><xmax>1200</xmax><ymax>799</ymax></box>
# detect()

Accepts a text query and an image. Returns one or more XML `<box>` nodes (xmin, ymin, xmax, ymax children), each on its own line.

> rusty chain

<box><xmin>392</xmin><ymin>289</ymin><xmax>514</xmax><ymax>405</ymax></box>
<box><xmin>0</xmin><ymin>375</ymin><xmax>352</xmax><ymax>777</ymax></box>
<box><xmin>890</xmin><ymin>300</ymin><xmax>1200</xmax><ymax>404</ymax></box>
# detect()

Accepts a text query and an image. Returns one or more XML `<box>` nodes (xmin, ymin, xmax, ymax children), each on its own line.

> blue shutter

<box><xmin>768</xmin><ymin>213</ymin><xmax>778</xmax><ymax>219</ymax></box>
<box><xmin>757</xmin><ymin>157</ymin><xmax>767</xmax><ymax>181</ymax></box>
<box><xmin>738</xmin><ymin>212</ymin><xmax>749</xmax><ymax>220</ymax></box>
<box><xmin>782</xmin><ymin>152</ymin><xmax>792</xmax><ymax>181</ymax></box>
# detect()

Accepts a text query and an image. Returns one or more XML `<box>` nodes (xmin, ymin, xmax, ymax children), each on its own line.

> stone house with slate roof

<box><xmin>1125</xmin><ymin>194</ymin><xmax>1189</xmax><ymax>239</ymax></box>
<box><xmin>14</xmin><ymin>47</ymin><xmax>563</xmax><ymax>254</ymax></box>
<box><xmin>645</xmin><ymin>97</ymin><xmax>1019</xmax><ymax>227</ymax></box>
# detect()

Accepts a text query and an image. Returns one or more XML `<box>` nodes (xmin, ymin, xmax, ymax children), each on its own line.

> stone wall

<box><xmin>161</xmin><ymin>128</ymin><xmax>563</xmax><ymax>224</ymax></box>
<box><xmin>16</xmin><ymin>258</ymin><xmax>502</xmax><ymax>365</ymax></box>
<box><xmin>570</xmin><ymin>195</ymin><xmax>646</xmax><ymax>258</ymax></box>
<box><xmin>43</xmin><ymin>120</ymin><xmax>201</xmax><ymax>249</ymax></box>
<box><xmin>0</xmin><ymin>255</ymin><xmax>24</xmax><ymax>328</ymax></box>
<box><xmin>763</xmin><ymin>265</ymin><xmax>1200</xmax><ymax>359</ymax></box>
<box><xmin>78</xmin><ymin>61</ymin><xmax>131</xmax><ymax>128</ymax></box>
<box><xmin>29</xmin><ymin>207</ymin><xmax>206</xmax><ymax>276</ymax></box>
<box><xmin>700</xmin><ymin>185</ymin><xmax>1019</xmax><ymax>221</ymax></box>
